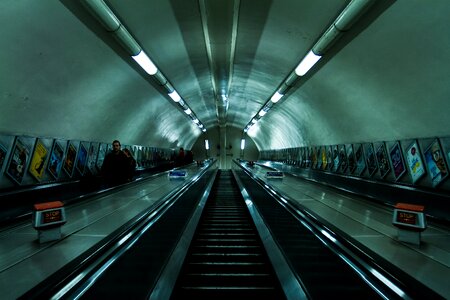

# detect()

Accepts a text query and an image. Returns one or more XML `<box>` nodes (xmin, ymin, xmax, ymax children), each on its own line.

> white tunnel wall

<box><xmin>0</xmin><ymin>0</ymin><xmax>201</xmax><ymax>150</ymax></box>
<box><xmin>249</xmin><ymin>0</ymin><xmax>450</xmax><ymax>150</ymax></box>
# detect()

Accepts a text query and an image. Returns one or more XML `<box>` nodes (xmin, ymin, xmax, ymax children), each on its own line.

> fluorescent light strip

<box><xmin>205</xmin><ymin>139</ymin><xmax>209</xmax><ymax>150</ymax></box>
<box><xmin>168</xmin><ymin>90</ymin><xmax>181</xmax><ymax>102</ymax></box>
<box><xmin>184</xmin><ymin>108</ymin><xmax>191</xmax><ymax>115</ymax></box>
<box><xmin>295</xmin><ymin>50</ymin><xmax>322</xmax><ymax>76</ymax></box>
<box><xmin>241</xmin><ymin>139</ymin><xmax>246</xmax><ymax>150</ymax></box>
<box><xmin>258</xmin><ymin>110</ymin><xmax>267</xmax><ymax>117</ymax></box>
<box><xmin>271</xmin><ymin>92</ymin><xmax>283</xmax><ymax>103</ymax></box>
<box><xmin>132</xmin><ymin>51</ymin><xmax>158</xmax><ymax>75</ymax></box>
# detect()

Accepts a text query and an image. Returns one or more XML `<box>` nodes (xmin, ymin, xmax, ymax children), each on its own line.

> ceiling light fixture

<box><xmin>132</xmin><ymin>51</ymin><xmax>158</xmax><ymax>75</ymax></box>
<box><xmin>242</xmin><ymin>0</ymin><xmax>376</xmax><ymax>134</ymax></box>
<box><xmin>80</xmin><ymin>0</ymin><xmax>206</xmax><ymax>133</ymax></box>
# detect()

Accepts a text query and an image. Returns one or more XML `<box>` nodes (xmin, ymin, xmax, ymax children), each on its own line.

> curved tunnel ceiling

<box><xmin>1</xmin><ymin>0</ymin><xmax>449</xmax><ymax>151</ymax></box>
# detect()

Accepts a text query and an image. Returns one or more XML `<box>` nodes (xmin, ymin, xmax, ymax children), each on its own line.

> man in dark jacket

<box><xmin>101</xmin><ymin>140</ymin><xmax>129</xmax><ymax>186</ymax></box>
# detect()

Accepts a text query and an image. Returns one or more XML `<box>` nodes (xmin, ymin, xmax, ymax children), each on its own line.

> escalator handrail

<box><xmin>233</xmin><ymin>159</ymin><xmax>444</xmax><ymax>300</ymax></box>
<box><xmin>18</xmin><ymin>160</ymin><xmax>217</xmax><ymax>300</ymax></box>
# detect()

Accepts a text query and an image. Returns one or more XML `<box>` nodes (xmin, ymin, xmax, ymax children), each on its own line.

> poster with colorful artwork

<box><xmin>405</xmin><ymin>140</ymin><xmax>426</xmax><ymax>184</ymax></box>
<box><xmin>364</xmin><ymin>143</ymin><xmax>378</xmax><ymax>177</ymax></box>
<box><xmin>0</xmin><ymin>143</ymin><xmax>7</xmax><ymax>171</ymax></box>
<box><xmin>6</xmin><ymin>138</ymin><xmax>30</xmax><ymax>185</ymax></box>
<box><xmin>346</xmin><ymin>145</ymin><xmax>356</xmax><ymax>174</ymax></box>
<box><xmin>389</xmin><ymin>142</ymin><xmax>406</xmax><ymax>181</ymax></box>
<box><xmin>86</xmin><ymin>143</ymin><xmax>99</xmax><ymax>174</ymax></box>
<box><xmin>332</xmin><ymin>145</ymin><xmax>340</xmax><ymax>172</ymax></box>
<box><xmin>321</xmin><ymin>147</ymin><xmax>327</xmax><ymax>170</ymax></box>
<box><xmin>423</xmin><ymin>139</ymin><xmax>448</xmax><ymax>187</ymax></box>
<box><xmin>96</xmin><ymin>143</ymin><xmax>107</xmax><ymax>171</ymax></box>
<box><xmin>29</xmin><ymin>139</ymin><xmax>49</xmax><ymax>181</ymax></box>
<box><xmin>76</xmin><ymin>144</ymin><xmax>88</xmax><ymax>175</ymax></box>
<box><xmin>311</xmin><ymin>147</ymin><xmax>318</xmax><ymax>169</ymax></box>
<box><xmin>326</xmin><ymin>146</ymin><xmax>333</xmax><ymax>171</ymax></box>
<box><xmin>63</xmin><ymin>142</ymin><xmax>78</xmax><ymax>177</ymax></box>
<box><xmin>48</xmin><ymin>141</ymin><xmax>64</xmax><ymax>179</ymax></box>
<box><xmin>338</xmin><ymin>145</ymin><xmax>348</xmax><ymax>173</ymax></box>
<box><xmin>376</xmin><ymin>143</ymin><xmax>391</xmax><ymax>179</ymax></box>
<box><xmin>354</xmin><ymin>144</ymin><xmax>366</xmax><ymax>176</ymax></box>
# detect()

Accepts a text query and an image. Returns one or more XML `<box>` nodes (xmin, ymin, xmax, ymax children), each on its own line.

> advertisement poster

<box><xmin>376</xmin><ymin>143</ymin><xmax>391</xmax><ymax>179</ymax></box>
<box><xmin>364</xmin><ymin>143</ymin><xmax>378</xmax><ymax>177</ymax></box>
<box><xmin>311</xmin><ymin>147</ymin><xmax>318</xmax><ymax>169</ymax></box>
<box><xmin>87</xmin><ymin>143</ymin><xmax>99</xmax><ymax>174</ymax></box>
<box><xmin>389</xmin><ymin>142</ymin><xmax>406</xmax><ymax>181</ymax></box>
<box><xmin>29</xmin><ymin>140</ymin><xmax>49</xmax><ymax>181</ymax></box>
<box><xmin>0</xmin><ymin>143</ymin><xmax>7</xmax><ymax>171</ymax></box>
<box><xmin>321</xmin><ymin>147</ymin><xmax>327</xmax><ymax>170</ymax></box>
<box><xmin>48</xmin><ymin>141</ymin><xmax>64</xmax><ymax>179</ymax></box>
<box><xmin>332</xmin><ymin>145</ymin><xmax>340</xmax><ymax>172</ymax></box>
<box><xmin>63</xmin><ymin>142</ymin><xmax>77</xmax><ymax>177</ymax></box>
<box><xmin>6</xmin><ymin>138</ymin><xmax>30</xmax><ymax>185</ymax></box>
<box><xmin>76</xmin><ymin>144</ymin><xmax>88</xmax><ymax>175</ymax></box>
<box><xmin>424</xmin><ymin>139</ymin><xmax>448</xmax><ymax>187</ymax></box>
<box><xmin>405</xmin><ymin>140</ymin><xmax>426</xmax><ymax>184</ymax></box>
<box><xmin>346</xmin><ymin>145</ymin><xmax>356</xmax><ymax>174</ymax></box>
<box><xmin>354</xmin><ymin>144</ymin><xmax>366</xmax><ymax>176</ymax></box>
<box><xmin>338</xmin><ymin>145</ymin><xmax>348</xmax><ymax>173</ymax></box>
<box><xmin>96</xmin><ymin>143</ymin><xmax>107</xmax><ymax>171</ymax></box>
<box><xmin>326</xmin><ymin>146</ymin><xmax>333</xmax><ymax>171</ymax></box>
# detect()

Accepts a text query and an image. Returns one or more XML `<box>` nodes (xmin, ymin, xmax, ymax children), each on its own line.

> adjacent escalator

<box><xmin>170</xmin><ymin>170</ymin><xmax>286</xmax><ymax>299</ymax></box>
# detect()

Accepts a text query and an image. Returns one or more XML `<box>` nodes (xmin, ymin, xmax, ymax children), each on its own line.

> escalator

<box><xmin>170</xmin><ymin>170</ymin><xmax>286</xmax><ymax>299</ymax></box>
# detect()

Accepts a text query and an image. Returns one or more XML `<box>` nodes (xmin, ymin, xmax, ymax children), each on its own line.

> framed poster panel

<box><xmin>311</xmin><ymin>147</ymin><xmax>318</xmax><ymax>169</ymax></box>
<box><xmin>63</xmin><ymin>141</ymin><xmax>78</xmax><ymax>178</ymax></box>
<box><xmin>338</xmin><ymin>145</ymin><xmax>348</xmax><ymax>173</ymax></box>
<box><xmin>376</xmin><ymin>143</ymin><xmax>391</xmax><ymax>179</ymax></box>
<box><xmin>364</xmin><ymin>143</ymin><xmax>378</xmax><ymax>177</ymax></box>
<box><xmin>389</xmin><ymin>142</ymin><xmax>406</xmax><ymax>181</ymax></box>
<box><xmin>326</xmin><ymin>146</ymin><xmax>333</xmax><ymax>171</ymax></box>
<box><xmin>405</xmin><ymin>140</ymin><xmax>426</xmax><ymax>184</ymax></box>
<box><xmin>354</xmin><ymin>143</ymin><xmax>366</xmax><ymax>176</ymax></box>
<box><xmin>320</xmin><ymin>146</ymin><xmax>327</xmax><ymax>170</ymax></box>
<box><xmin>423</xmin><ymin>139</ymin><xmax>448</xmax><ymax>187</ymax></box>
<box><xmin>76</xmin><ymin>143</ymin><xmax>88</xmax><ymax>175</ymax></box>
<box><xmin>96</xmin><ymin>143</ymin><xmax>107</xmax><ymax>171</ymax></box>
<box><xmin>48</xmin><ymin>141</ymin><xmax>64</xmax><ymax>179</ymax></box>
<box><xmin>86</xmin><ymin>142</ymin><xmax>99</xmax><ymax>174</ymax></box>
<box><xmin>346</xmin><ymin>144</ymin><xmax>356</xmax><ymax>174</ymax></box>
<box><xmin>6</xmin><ymin>138</ymin><xmax>30</xmax><ymax>185</ymax></box>
<box><xmin>0</xmin><ymin>143</ymin><xmax>7</xmax><ymax>172</ymax></box>
<box><xmin>332</xmin><ymin>145</ymin><xmax>340</xmax><ymax>172</ymax></box>
<box><xmin>28</xmin><ymin>139</ymin><xmax>49</xmax><ymax>181</ymax></box>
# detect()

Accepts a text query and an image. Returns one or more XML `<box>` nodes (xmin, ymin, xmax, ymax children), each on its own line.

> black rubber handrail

<box><xmin>18</xmin><ymin>161</ymin><xmax>216</xmax><ymax>299</ymax></box>
<box><xmin>233</xmin><ymin>160</ymin><xmax>445</xmax><ymax>299</ymax></box>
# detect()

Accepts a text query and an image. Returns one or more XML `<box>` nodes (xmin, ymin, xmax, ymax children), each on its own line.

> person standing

<box><xmin>101</xmin><ymin>140</ymin><xmax>128</xmax><ymax>186</ymax></box>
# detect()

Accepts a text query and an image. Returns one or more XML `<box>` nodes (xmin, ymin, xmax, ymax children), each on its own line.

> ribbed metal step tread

<box><xmin>170</xmin><ymin>170</ymin><xmax>285</xmax><ymax>299</ymax></box>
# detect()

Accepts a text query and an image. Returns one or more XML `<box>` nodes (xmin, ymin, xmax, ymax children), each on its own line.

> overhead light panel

<box><xmin>271</xmin><ymin>92</ymin><xmax>283</xmax><ymax>103</ymax></box>
<box><xmin>295</xmin><ymin>50</ymin><xmax>322</xmax><ymax>76</ymax></box>
<box><xmin>258</xmin><ymin>110</ymin><xmax>267</xmax><ymax>117</ymax></box>
<box><xmin>168</xmin><ymin>90</ymin><xmax>181</xmax><ymax>102</ymax></box>
<box><xmin>205</xmin><ymin>140</ymin><xmax>209</xmax><ymax>150</ymax></box>
<box><xmin>193</xmin><ymin>118</ymin><xmax>199</xmax><ymax>124</ymax></box>
<box><xmin>184</xmin><ymin>108</ymin><xmax>192</xmax><ymax>115</ymax></box>
<box><xmin>241</xmin><ymin>139</ymin><xmax>246</xmax><ymax>150</ymax></box>
<box><xmin>132</xmin><ymin>51</ymin><xmax>158</xmax><ymax>75</ymax></box>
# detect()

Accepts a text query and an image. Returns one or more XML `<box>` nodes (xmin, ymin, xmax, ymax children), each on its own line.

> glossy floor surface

<box><xmin>0</xmin><ymin>162</ymin><xmax>449</xmax><ymax>299</ymax></box>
